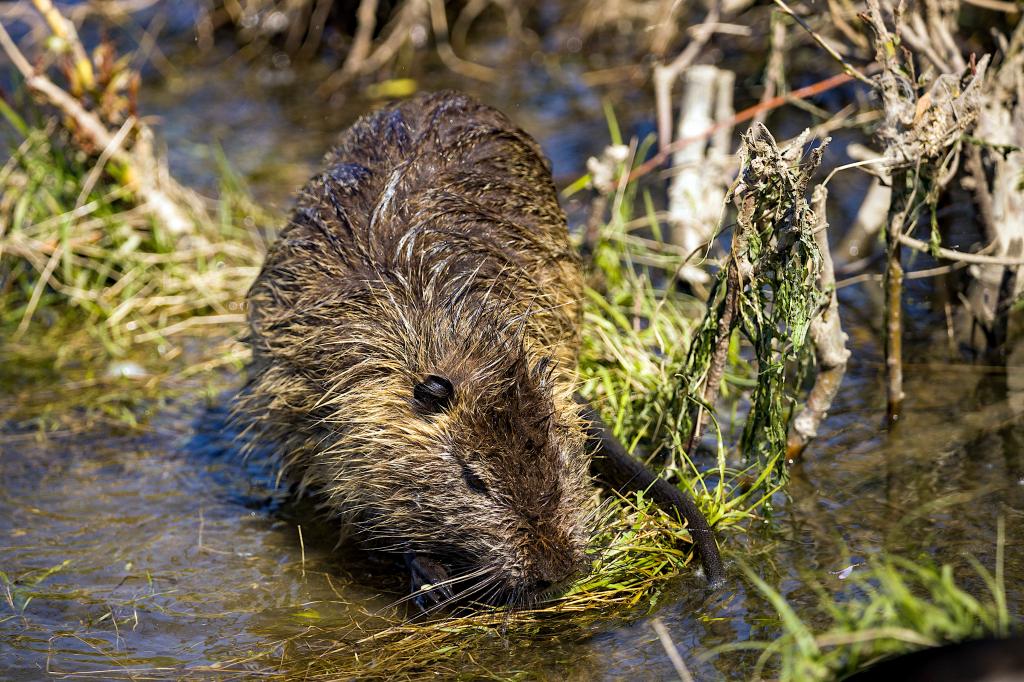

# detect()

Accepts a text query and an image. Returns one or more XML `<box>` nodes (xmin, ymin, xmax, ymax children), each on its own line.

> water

<box><xmin>4</xmin><ymin>358</ymin><xmax>1020</xmax><ymax>679</ymax></box>
<box><xmin>2</xmin><ymin>11</ymin><xmax>1022</xmax><ymax>680</ymax></box>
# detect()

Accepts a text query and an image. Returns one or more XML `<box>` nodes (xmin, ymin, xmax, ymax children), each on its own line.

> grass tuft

<box><xmin>718</xmin><ymin>523</ymin><xmax>1011</xmax><ymax>681</ymax></box>
<box><xmin>0</xmin><ymin>107</ymin><xmax>264</xmax><ymax>360</ymax></box>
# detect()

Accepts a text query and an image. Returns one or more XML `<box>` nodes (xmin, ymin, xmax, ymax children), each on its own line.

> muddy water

<box><xmin>2</xmin><ymin>27</ymin><xmax>1023</xmax><ymax>682</ymax></box>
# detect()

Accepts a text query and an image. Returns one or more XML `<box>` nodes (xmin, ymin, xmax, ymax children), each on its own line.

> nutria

<box><xmin>234</xmin><ymin>91</ymin><xmax>723</xmax><ymax>608</ymax></box>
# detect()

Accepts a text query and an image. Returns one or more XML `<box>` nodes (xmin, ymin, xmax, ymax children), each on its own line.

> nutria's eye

<box><xmin>462</xmin><ymin>467</ymin><xmax>488</xmax><ymax>495</ymax></box>
<box><xmin>413</xmin><ymin>374</ymin><xmax>454</xmax><ymax>413</ymax></box>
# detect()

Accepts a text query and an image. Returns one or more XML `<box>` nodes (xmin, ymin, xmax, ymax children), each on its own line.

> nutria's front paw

<box><xmin>405</xmin><ymin>553</ymin><xmax>454</xmax><ymax>611</ymax></box>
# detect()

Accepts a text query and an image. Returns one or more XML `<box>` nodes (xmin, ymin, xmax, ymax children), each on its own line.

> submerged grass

<box><xmin>216</xmin><ymin>493</ymin><xmax>708</xmax><ymax>680</ymax></box>
<box><xmin>721</xmin><ymin>523</ymin><xmax>1012</xmax><ymax>681</ymax></box>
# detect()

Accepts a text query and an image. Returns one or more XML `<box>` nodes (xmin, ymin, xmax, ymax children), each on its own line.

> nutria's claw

<box><xmin>405</xmin><ymin>554</ymin><xmax>454</xmax><ymax>611</ymax></box>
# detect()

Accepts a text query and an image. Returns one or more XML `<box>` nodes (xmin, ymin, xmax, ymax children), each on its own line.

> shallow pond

<box><xmin>2</xmin><ymin>10</ymin><xmax>1022</xmax><ymax>680</ymax></box>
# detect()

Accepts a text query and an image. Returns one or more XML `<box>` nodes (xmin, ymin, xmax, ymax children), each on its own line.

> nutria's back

<box><xmin>235</xmin><ymin>92</ymin><xmax>592</xmax><ymax>605</ymax></box>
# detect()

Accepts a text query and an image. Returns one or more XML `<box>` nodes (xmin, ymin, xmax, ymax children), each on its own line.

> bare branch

<box><xmin>772</xmin><ymin>0</ymin><xmax>874</xmax><ymax>86</ymax></box>
<box><xmin>899</xmin><ymin>233</ymin><xmax>1024</xmax><ymax>266</ymax></box>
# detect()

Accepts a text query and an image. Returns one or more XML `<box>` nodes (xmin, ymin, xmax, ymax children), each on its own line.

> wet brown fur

<box><xmin>234</xmin><ymin>92</ymin><xmax>593</xmax><ymax>604</ymax></box>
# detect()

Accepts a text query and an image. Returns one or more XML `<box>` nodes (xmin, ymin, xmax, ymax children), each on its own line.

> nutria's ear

<box><xmin>413</xmin><ymin>375</ymin><xmax>455</xmax><ymax>413</ymax></box>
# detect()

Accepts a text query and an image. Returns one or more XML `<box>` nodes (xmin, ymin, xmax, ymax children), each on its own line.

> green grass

<box><xmin>0</xmin><ymin>105</ymin><xmax>264</xmax><ymax>361</ymax></box>
<box><xmin>718</xmin><ymin>524</ymin><xmax>1011</xmax><ymax>681</ymax></box>
<box><xmin>0</xmin><ymin>105</ymin><xmax>262</xmax><ymax>429</ymax></box>
<box><xmin>578</xmin><ymin>209</ymin><xmax>780</xmax><ymax>528</ymax></box>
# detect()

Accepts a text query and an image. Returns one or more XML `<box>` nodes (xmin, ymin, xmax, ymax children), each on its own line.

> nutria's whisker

<box><xmin>378</xmin><ymin>564</ymin><xmax>494</xmax><ymax>613</ymax></box>
<box><xmin>413</xmin><ymin>572</ymin><xmax>500</xmax><ymax>620</ymax></box>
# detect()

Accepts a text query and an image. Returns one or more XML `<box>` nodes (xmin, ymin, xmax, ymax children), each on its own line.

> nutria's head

<box><xmin>399</xmin><ymin>354</ymin><xmax>592</xmax><ymax>605</ymax></box>
<box><xmin>240</xmin><ymin>271</ymin><xmax>593</xmax><ymax>606</ymax></box>
<box><xmin>322</xmin><ymin>294</ymin><xmax>594</xmax><ymax>606</ymax></box>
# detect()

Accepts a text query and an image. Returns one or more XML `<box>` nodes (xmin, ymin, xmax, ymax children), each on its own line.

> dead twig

<box><xmin>652</xmin><ymin>618</ymin><xmax>695</xmax><ymax>682</ymax></box>
<box><xmin>754</xmin><ymin>12</ymin><xmax>788</xmax><ymax>128</ymax></box>
<box><xmin>0</xmin><ymin>13</ymin><xmax>201</xmax><ymax>235</ymax></box>
<box><xmin>884</xmin><ymin>167</ymin><xmax>909</xmax><ymax>423</ymax></box>
<box><xmin>629</xmin><ymin>72</ymin><xmax>855</xmax><ymax>184</ymax></box>
<box><xmin>771</xmin><ymin>0</ymin><xmax>874</xmax><ymax>86</ymax></box>
<box><xmin>898</xmin><ymin>233</ymin><xmax>1024</xmax><ymax>266</ymax></box>
<box><xmin>667</xmin><ymin>65</ymin><xmax>734</xmax><ymax>283</ymax></box>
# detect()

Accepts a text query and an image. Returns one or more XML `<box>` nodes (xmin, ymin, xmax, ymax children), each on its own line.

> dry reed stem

<box><xmin>30</xmin><ymin>0</ymin><xmax>94</xmax><ymax>90</ymax></box>
<box><xmin>653</xmin><ymin>0</ymin><xmax>722</xmax><ymax>153</ymax></box>
<box><xmin>317</xmin><ymin>0</ymin><xmax>427</xmax><ymax>94</ymax></box>
<box><xmin>427</xmin><ymin>0</ymin><xmax>497</xmax><ymax>81</ymax></box>
<box><xmin>339</xmin><ymin>0</ymin><xmax>380</xmax><ymax>76</ymax></box>
<box><xmin>0</xmin><ymin>15</ymin><xmax>201</xmax><ymax>237</ymax></box>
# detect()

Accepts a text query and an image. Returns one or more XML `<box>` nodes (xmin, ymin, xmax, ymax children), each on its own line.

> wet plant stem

<box><xmin>884</xmin><ymin>170</ymin><xmax>909</xmax><ymax>423</ymax></box>
<box><xmin>687</xmin><ymin>248</ymin><xmax>740</xmax><ymax>457</ymax></box>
